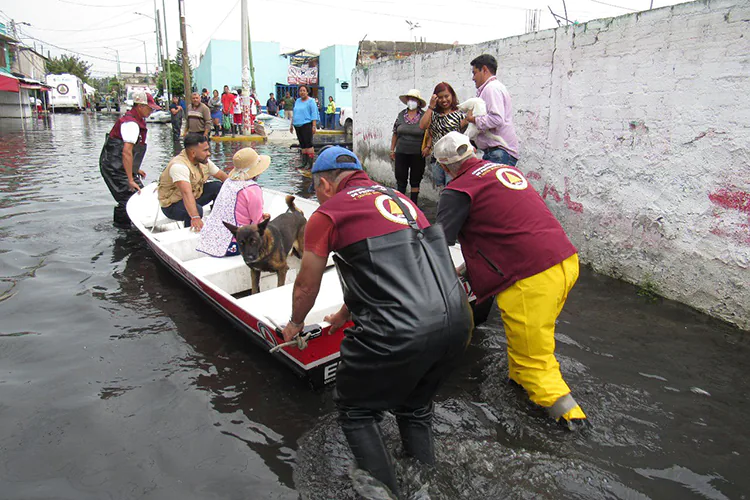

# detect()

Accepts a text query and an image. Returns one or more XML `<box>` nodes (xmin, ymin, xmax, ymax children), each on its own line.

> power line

<box><xmin>57</xmin><ymin>0</ymin><xmax>149</xmax><ymax>7</ymax></box>
<box><xmin>588</xmin><ymin>0</ymin><xmax>639</xmax><ymax>11</ymax></box>
<box><xmin>22</xmin><ymin>16</ymin><xmax>142</xmax><ymax>32</ymax></box>
<box><xmin>51</xmin><ymin>31</ymin><xmax>154</xmax><ymax>45</ymax></box>
<box><xmin>257</xmin><ymin>0</ymin><xmax>504</xmax><ymax>29</ymax></box>
<box><xmin>195</xmin><ymin>0</ymin><xmax>241</xmax><ymax>52</ymax></box>
<box><xmin>19</xmin><ymin>30</ymin><xmax>148</xmax><ymax>65</ymax></box>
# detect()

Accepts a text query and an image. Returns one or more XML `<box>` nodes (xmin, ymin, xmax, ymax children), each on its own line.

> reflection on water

<box><xmin>0</xmin><ymin>114</ymin><xmax>748</xmax><ymax>499</ymax></box>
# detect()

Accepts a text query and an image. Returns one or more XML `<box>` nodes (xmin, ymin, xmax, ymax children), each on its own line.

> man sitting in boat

<box><xmin>281</xmin><ymin>147</ymin><xmax>473</xmax><ymax>498</ymax></box>
<box><xmin>158</xmin><ymin>134</ymin><xmax>229</xmax><ymax>231</ymax></box>
<box><xmin>196</xmin><ymin>147</ymin><xmax>271</xmax><ymax>257</ymax></box>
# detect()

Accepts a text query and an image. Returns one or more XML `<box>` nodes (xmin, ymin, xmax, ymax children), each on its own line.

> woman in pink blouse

<box><xmin>197</xmin><ymin>147</ymin><xmax>271</xmax><ymax>257</ymax></box>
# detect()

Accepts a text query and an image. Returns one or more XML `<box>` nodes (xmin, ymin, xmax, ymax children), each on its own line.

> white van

<box><xmin>47</xmin><ymin>74</ymin><xmax>85</xmax><ymax>112</ymax></box>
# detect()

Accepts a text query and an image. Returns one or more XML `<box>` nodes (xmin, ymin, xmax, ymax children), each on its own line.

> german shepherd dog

<box><xmin>223</xmin><ymin>195</ymin><xmax>306</xmax><ymax>294</ymax></box>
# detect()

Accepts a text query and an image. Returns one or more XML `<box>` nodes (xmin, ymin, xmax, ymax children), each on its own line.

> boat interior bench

<box><xmin>236</xmin><ymin>269</ymin><xmax>344</xmax><ymax>327</ymax></box>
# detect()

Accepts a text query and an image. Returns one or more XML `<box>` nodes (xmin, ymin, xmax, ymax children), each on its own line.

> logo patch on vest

<box><xmin>496</xmin><ymin>167</ymin><xmax>528</xmax><ymax>190</ymax></box>
<box><xmin>374</xmin><ymin>194</ymin><xmax>418</xmax><ymax>225</ymax></box>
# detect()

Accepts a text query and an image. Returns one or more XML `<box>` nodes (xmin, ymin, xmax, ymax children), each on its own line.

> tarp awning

<box><xmin>19</xmin><ymin>78</ymin><xmax>51</xmax><ymax>91</ymax></box>
<box><xmin>0</xmin><ymin>73</ymin><xmax>20</xmax><ymax>93</ymax></box>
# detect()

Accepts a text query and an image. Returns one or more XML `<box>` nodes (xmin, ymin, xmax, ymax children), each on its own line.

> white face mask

<box><xmin>406</xmin><ymin>99</ymin><xmax>419</xmax><ymax>110</ymax></box>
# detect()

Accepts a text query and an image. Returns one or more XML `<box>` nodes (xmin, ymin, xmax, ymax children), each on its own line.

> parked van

<box><xmin>47</xmin><ymin>74</ymin><xmax>85</xmax><ymax>112</ymax></box>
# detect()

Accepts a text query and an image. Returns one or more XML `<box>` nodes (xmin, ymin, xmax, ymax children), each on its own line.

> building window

<box><xmin>0</xmin><ymin>44</ymin><xmax>6</xmax><ymax>70</ymax></box>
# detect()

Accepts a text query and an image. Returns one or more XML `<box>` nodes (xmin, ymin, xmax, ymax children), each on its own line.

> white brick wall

<box><xmin>353</xmin><ymin>0</ymin><xmax>750</xmax><ymax>330</ymax></box>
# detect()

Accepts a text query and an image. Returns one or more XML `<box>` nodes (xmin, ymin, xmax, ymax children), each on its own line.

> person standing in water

<box><xmin>99</xmin><ymin>91</ymin><xmax>160</xmax><ymax>228</ymax></box>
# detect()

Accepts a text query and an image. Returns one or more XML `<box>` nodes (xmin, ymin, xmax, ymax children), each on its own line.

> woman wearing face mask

<box><xmin>390</xmin><ymin>89</ymin><xmax>427</xmax><ymax>205</ymax></box>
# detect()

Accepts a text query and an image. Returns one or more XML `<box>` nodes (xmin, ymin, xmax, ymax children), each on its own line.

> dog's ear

<box><xmin>223</xmin><ymin>221</ymin><xmax>239</xmax><ymax>235</ymax></box>
<box><xmin>257</xmin><ymin>217</ymin><xmax>270</xmax><ymax>233</ymax></box>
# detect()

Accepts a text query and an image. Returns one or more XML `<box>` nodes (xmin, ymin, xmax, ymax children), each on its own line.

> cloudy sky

<box><xmin>1</xmin><ymin>0</ymin><xmax>689</xmax><ymax>78</ymax></box>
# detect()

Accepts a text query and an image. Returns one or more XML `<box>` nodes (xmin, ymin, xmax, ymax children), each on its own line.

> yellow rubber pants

<box><xmin>495</xmin><ymin>253</ymin><xmax>586</xmax><ymax>421</ymax></box>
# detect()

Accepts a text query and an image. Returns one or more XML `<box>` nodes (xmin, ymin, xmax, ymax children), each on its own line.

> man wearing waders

<box><xmin>99</xmin><ymin>91</ymin><xmax>160</xmax><ymax>227</ymax></box>
<box><xmin>434</xmin><ymin>132</ymin><xmax>587</xmax><ymax>430</ymax></box>
<box><xmin>281</xmin><ymin>146</ymin><xmax>473</xmax><ymax>497</ymax></box>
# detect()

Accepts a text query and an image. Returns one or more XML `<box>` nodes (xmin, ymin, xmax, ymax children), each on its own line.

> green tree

<box><xmin>46</xmin><ymin>55</ymin><xmax>92</xmax><ymax>83</ymax></box>
<box><xmin>157</xmin><ymin>48</ymin><xmax>193</xmax><ymax>98</ymax></box>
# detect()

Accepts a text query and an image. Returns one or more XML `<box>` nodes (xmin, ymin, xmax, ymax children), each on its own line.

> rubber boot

<box><xmin>397</xmin><ymin>183</ymin><xmax>407</xmax><ymax>195</ymax></box>
<box><xmin>393</xmin><ymin>404</ymin><xmax>435</xmax><ymax>465</ymax></box>
<box><xmin>306</xmin><ymin>152</ymin><xmax>315</xmax><ymax>170</ymax></box>
<box><xmin>409</xmin><ymin>190</ymin><xmax>419</xmax><ymax>207</ymax></box>
<box><xmin>341</xmin><ymin>421</ymin><xmax>399</xmax><ymax>498</ymax></box>
<box><xmin>113</xmin><ymin>204</ymin><xmax>131</xmax><ymax>229</ymax></box>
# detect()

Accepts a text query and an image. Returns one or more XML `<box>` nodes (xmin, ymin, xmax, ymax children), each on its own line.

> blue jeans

<box><xmin>482</xmin><ymin>147</ymin><xmax>518</xmax><ymax>166</ymax></box>
<box><xmin>325</xmin><ymin>113</ymin><xmax>335</xmax><ymax>130</ymax></box>
<box><xmin>161</xmin><ymin>181</ymin><xmax>222</xmax><ymax>226</ymax></box>
<box><xmin>431</xmin><ymin>158</ymin><xmax>452</xmax><ymax>188</ymax></box>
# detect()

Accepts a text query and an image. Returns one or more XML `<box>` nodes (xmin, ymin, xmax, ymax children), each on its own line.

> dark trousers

<box><xmin>171</xmin><ymin>121</ymin><xmax>181</xmax><ymax>142</ymax></box>
<box><xmin>325</xmin><ymin>113</ymin><xmax>335</xmax><ymax>129</ymax></box>
<box><xmin>161</xmin><ymin>181</ymin><xmax>222</xmax><ymax>226</ymax></box>
<box><xmin>338</xmin><ymin>402</ymin><xmax>434</xmax><ymax>498</ymax></box>
<box><xmin>394</xmin><ymin>152</ymin><xmax>426</xmax><ymax>193</ymax></box>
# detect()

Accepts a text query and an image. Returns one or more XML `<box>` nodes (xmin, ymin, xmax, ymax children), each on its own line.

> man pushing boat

<box><xmin>99</xmin><ymin>91</ymin><xmax>161</xmax><ymax>228</ymax></box>
<box><xmin>281</xmin><ymin>146</ymin><xmax>473</xmax><ymax>497</ymax></box>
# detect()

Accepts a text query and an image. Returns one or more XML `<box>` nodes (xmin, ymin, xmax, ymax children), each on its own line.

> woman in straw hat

<box><xmin>390</xmin><ymin>89</ymin><xmax>428</xmax><ymax>206</ymax></box>
<box><xmin>196</xmin><ymin>147</ymin><xmax>271</xmax><ymax>257</ymax></box>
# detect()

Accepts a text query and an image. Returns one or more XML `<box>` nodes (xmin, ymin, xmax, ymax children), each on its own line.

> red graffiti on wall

<box><xmin>708</xmin><ymin>186</ymin><xmax>750</xmax><ymax>244</ymax></box>
<box><xmin>528</xmin><ymin>170</ymin><xmax>583</xmax><ymax>213</ymax></box>
<box><xmin>354</xmin><ymin>128</ymin><xmax>382</xmax><ymax>142</ymax></box>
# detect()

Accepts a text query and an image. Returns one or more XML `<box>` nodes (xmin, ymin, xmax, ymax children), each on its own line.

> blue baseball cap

<box><xmin>311</xmin><ymin>146</ymin><xmax>362</xmax><ymax>174</ymax></box>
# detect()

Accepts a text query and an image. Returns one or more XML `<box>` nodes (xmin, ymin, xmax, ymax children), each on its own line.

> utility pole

<box><xmin>155</xmin><ymin>8</ymin><xmax>169</xmax><ymax>101</ymax></box>
<box><xmin>161</xmin><ymin>0</ymin><xmax>172</xmax><ymax>101</ymax></box>
<box><xmin>134</xmin><ymin>39</ymin><xmax>149</xmax><ymax>75</ymax></box>
<box><xmin>241</xmin><ymin>0</ymin><xmax>251</xmax><ymax>134</ymax></box>
<box><xmin>247</xmin><ymin>21</ymin><xmax>256</xmax><ymax>93</ymax></box>
<box><xmin>178</xmin><ymin>0</ymin><xmax>191</xmax><ymax>98</ymax></box>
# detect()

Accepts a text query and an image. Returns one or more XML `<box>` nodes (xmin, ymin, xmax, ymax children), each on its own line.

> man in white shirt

<box><xmin>157</xmin><ymin>134</ymin><xmax>228</xmax><ymax>231</ymax></box>
<box><xmin>99</xmin><ymin>91</ymin><xmax>161</xmax><ymax>227</ymax></box>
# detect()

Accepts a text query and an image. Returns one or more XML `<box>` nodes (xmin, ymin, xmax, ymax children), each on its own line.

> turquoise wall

<box><xmin>194</xmin><ymin>40</ymin><xmax>287</xmax><ymax>101</ymax></box>
<box><xmin>318</xmin><ymin>45</ymin><xmax>357</xmax><ymax>108</ymax></box>
<box><xmin>195</xmin><ymin>40</ymin><xmax>356</xmax><ymax>109</ymax></box>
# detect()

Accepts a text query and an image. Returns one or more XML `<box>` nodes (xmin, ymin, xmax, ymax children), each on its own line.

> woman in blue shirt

<box><xmin>288</xmin><ymin>85</ymin><xmax>318</xmax><ymax>168</ymax></box>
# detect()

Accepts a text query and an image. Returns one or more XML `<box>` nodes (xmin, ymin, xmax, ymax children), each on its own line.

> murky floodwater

<box><xmin>1</xmin><ymin>114</ymin><xmax>748</xmax><ymax>500</ymax></box>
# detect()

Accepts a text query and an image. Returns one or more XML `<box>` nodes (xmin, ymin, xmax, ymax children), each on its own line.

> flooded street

<box><xmin>1</xmin><ymin>114</ymin><xmax>748</xmax><ymax>499</ymax></box>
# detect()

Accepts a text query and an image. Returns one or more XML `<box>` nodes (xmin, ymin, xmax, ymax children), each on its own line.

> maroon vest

<box><xmin>316</xmin><ymin>171</ymin><xmax>430</xmax><ymax>251</ymax></box>
<box><xmin>446</xmin><ymin>158</ymin><xmax>577</xmax><ymax>301</ymax></box>
<box><xmin>109</xmin><ymin>108</ymin><xmax>147</xmax><ymax>145</ymax></box>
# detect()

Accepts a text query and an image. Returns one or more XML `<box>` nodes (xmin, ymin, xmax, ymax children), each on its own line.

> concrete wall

<box><xmin>0</xmin><ymin>88</ymin><xmax>33</xmax><ymax>118</ymax></box>
<box><xmin>352</xmin><ymin>0</ymin><xmax>750</xmax><ymax>330</ymax></box>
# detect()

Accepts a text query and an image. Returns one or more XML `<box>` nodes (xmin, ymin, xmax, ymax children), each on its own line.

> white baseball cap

<box><xmin>434</xmin><ymin>131</ymin><xmax>474</xmax><ymax>164</ymax></box>
<box><xmin>132</xmin><ymin>91</ymin><xmax>161</xmax><ymax>110</ymax></box>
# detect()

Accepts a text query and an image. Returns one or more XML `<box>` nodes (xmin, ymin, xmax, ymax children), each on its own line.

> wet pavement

<box><xmin>0</xmin><ymin>114</ymin><xmax>748</xmax><ymax>499</ymax></box>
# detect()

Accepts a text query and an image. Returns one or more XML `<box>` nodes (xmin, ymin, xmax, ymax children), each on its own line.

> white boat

<box><xmin>145</xmin><ymin>110</ymin><xmax>172</xmax><ymax>124</ymax></box>
<box><xmin>126</xmin><ymin>183</ymin><xmax>482</xmax><ymax>387</ymax></box>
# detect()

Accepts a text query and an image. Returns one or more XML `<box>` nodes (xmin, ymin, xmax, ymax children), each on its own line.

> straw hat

<box><xmin>230</xmin><ymin>148</ymin><xmax>271</xmax><ymax>180</ymax></box>
<box><xmin>399</xmin><ymin>89</ymin><xmax>426</xmax><ymax>108</ymax></box>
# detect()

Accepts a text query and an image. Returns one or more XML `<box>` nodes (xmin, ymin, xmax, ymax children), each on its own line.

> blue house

<box><xmin>318</xmin><ymin>44</ymin><xmax>358</xmax><ymax>109</ymax></box>
<box><xmin>194</xmin><ymin>40</ymin><xmax>356</xmax><ymax>121</ymax></box>
<box><xmin>194</xmin><ymin>39</ymin><xmax>288</xmax><ymax>103</ymax></box>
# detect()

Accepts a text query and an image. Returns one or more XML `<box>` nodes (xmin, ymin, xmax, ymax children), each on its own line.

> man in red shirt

<box><xmin>434</xmin><ymin>131</ymin><xmax>587</xmax><ymax>430</ymax></box>
<box><xmin>281</xmin><ymin>146</ymin><xmax>472</xmax><ymax>496</ymax></box>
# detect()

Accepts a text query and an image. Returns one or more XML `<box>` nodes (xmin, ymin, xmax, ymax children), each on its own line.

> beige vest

<box><xmin>158</xmin><ymin>150</ymin><xmax>211</xmax><ymax>207</ymax></box>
